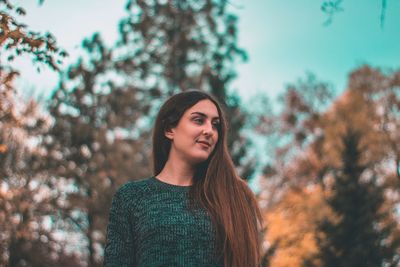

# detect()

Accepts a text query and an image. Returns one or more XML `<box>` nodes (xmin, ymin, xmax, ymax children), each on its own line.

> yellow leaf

<box><xmin>0</xmin><ymin>144</ymin><xmax>8</xmax><ymax>153</ymax></box>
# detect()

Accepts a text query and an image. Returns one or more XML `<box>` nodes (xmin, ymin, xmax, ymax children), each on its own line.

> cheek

<box><xmin>213</xmin><ymin>133</ymin><xmax>219</xmax><ymax>149</ymax></box>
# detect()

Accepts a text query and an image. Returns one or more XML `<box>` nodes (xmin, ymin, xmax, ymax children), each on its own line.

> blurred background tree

<box><xmin>306</xmin><ymin>129</ymin><xmax>397</xmax><ymax>266</ymax></box>
<box><xmin>0</xmin><ymin>0</ymin><xmax>77</xmax><ymax>266</ymax></box>
<box><xmin>258</xmin><ymin>66</ymin><xmax>400</xmax><ymax>266</ymax></box>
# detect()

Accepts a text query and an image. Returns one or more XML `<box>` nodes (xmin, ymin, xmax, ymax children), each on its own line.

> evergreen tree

<box><xmin>307</xmin><ymin>130</ymin><xmax>397</xmax><ymax>267</ymax></box>
<box><xmin>258</xmin><ymin>68</ymin><xmax>400</xmax><ymax>265</ymax></box>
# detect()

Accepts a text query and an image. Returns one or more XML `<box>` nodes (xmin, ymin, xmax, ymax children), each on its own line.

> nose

<box><xmin>202</xmin><ymin>121</ymin><xmax>214</xmax><ymax>136</ymax></box>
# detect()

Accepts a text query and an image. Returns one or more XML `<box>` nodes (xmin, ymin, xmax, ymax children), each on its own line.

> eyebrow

<box><xmin>190</xmin><ymin>112</ymin><xmax>220</xmax><ymax>120</ymax></box>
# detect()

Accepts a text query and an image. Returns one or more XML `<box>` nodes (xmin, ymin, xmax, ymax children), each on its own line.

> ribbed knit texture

<box><xmin>104</xmin><ymin>176</ymin><xmax>223</xmax><ymax>267</ymax></box>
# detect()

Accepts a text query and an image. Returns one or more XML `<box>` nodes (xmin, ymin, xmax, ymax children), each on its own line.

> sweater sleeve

<box><xmin>104</xmin><ymin>186</ymin><xmax>136</xmax><ymax>267</ymax></box>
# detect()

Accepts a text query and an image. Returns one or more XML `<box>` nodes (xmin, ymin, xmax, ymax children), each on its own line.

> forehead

<box><xmin>185</xmin><ymin>99</ymin><xmax>219</xmax><ymax>118</ymax></box>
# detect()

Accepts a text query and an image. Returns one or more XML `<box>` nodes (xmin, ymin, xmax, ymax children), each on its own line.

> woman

<box><xmin>104</xmin><ymin>90</ymin><xmax>263</xmax><ymax>267</ymax></box>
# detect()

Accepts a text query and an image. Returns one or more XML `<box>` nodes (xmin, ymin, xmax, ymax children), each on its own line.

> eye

<box><xmin>212</xmin><ymin>120</ymin><xmax>221</xmax><ymax>129</ymax></box>
<box><xmin>193</xmin><ymin>117</ymin><xmax>204</xmax><ymax>124</ymax></box>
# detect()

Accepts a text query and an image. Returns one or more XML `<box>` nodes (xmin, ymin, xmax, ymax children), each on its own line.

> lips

<box><xmin>197</xmin><ymin>140</ymin><xmax>211</xmax><ymax>148</ymax></box>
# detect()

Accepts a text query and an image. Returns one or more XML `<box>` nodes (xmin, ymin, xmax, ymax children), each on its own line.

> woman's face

<box><xmin>165</xmin><ymin>99</ymin><xmax>220</xmax><ymax>165</ymax></box>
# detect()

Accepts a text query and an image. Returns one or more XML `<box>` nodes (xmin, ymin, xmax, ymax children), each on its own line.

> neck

<box><xmin>156</xmin><ymin>157</ymin><xmax>195</xmax><ymax>186</ymax></box>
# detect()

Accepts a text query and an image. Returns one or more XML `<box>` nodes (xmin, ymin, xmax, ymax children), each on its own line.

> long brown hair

<box><xmin>152</xmin><ymin>90</ymin><xmax>263</xmax><ymax>267</ymax></box>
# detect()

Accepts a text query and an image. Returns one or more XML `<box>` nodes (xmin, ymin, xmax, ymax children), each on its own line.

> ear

<box><xmin>164</xmin><ymin>127</ymin><xmax>174</xmax><ymax>140</ymax></box>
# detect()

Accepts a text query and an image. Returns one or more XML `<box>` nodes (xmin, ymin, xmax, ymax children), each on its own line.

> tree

<box><xmin>347</xmin><ymin>66</ymin><xmax>400</xmax><ymax>184</ymax></box>
<box><xmin>44</xmin><ymin>33</ymin><xmax>153</xmax><ymax>267</ymax></box>
<box><xmin>255</xmin><ymin>73</ymin><xmax>335</xmax><ymax>209</ymax></box>
<box><xmin>0</xmin><ymin>96</ymin><xmax>82</xmax><ymax>267</ymax></box>
<box><xmin>1</xmin><ymin>0</ymin><xmax>66</xmax><ymax>125</ymax></box>
<box><xmin>264</xmin><ymin>185</ymin><xmax>333</xmax><ymax>267</ymax></box>
<box><xmin>257</xmin><ymin>67</ymin><xmax>400</xmax><ymax>266</ymax></box>
<box><xmin>0</xmin><ymin>0</ymin><xmax>66</xmax><ymax>73</ymax></box>
<box><xmin>0</xmin><ymin>1</ymin><xmax>76</xmax><ymax>266</ymax></box>
<box><xmin>307</xmin><ymin>129</ymin><xmax>398</xmax><ymax>266</ymax></box>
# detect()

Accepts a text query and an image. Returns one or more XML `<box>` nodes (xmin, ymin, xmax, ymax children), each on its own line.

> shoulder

<box><xmin>113</xmin><ymin>177</ymin><xmax>152</xmax><ymax>205</ymax></box>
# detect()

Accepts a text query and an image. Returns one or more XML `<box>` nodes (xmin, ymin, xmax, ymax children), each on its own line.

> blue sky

<box><xmin>232</xmin><ymin>0</ymin><xmax>400</xmax><ymax>100</ymax></box>
<box><xmin>11</xmin><ymin>0</ymin><xmax>400</xmax><ymax>102</ymax></box>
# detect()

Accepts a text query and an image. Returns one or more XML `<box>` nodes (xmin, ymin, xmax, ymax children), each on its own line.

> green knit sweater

<box><xmin>104</xmin><ymin>176</ymin><xmax>223</xmax><ymax>267</ymax></box>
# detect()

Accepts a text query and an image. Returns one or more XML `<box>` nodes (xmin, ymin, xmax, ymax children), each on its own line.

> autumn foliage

<box><xmin>259</xmin><ymin>66</ymin><xmax>400</xmax><ymax>266</ymax></box>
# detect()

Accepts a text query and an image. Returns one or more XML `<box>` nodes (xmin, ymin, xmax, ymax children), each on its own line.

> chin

<box><xmin>192</xmin><ymin>157</ymin><xmax>210</xmax><ymax>164</ymax></box>
<box><xmin>189</xmin><ymin>153</ymin><xmax>211</xmax><ymax>165</ymax></box>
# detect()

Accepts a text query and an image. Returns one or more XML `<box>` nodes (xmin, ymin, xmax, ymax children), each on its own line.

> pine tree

<box><xmin>308</xmin><ymin>130</ymin><xmax>397</xmax><ymax>267</ymax></box>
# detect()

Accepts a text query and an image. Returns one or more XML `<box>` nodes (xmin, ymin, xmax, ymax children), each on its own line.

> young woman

<box><xmin>104</xmin><ymin>90</ymin><xmax>263</xmax><ymax>267</ymax></box>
